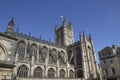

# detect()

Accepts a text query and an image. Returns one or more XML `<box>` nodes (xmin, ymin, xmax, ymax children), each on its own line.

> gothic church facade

<box><xmin>0</xmin><ymin>18</ymin><xmax>98</xmax><ymax>80</ymax></box>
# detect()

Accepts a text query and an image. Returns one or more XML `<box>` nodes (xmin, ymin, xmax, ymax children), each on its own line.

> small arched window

<box><xmin>69</xmin><ymin>70</ymin><xmax>74</xmax><ymax>78</ymax></box>
<box><xmin>17</xmin><ymin>65</ymin><xmax>28</xmax><ymax>78</ymax></box>
<box><xmin>76</xmin><ymin>47</ymin><xmax>82</xmax><ymax>65</ymax></box>
<box><xmin>111</xmin><ymin>67</ymin><xmax>115</xmax><ymax>74</ymax></box>
<box><xmin>77</xmin><ymin>70</ymin><xmax>83</xmax><ymax>78</ymax></box>
<box><xmin>17</xmin><ymin>41</ymin><xmax>25</xmax><ymax>60</ymax></box>
<box><xmin>59</xmin><ymin>69</ymin><xmax>65</xmax><ymax>78</ymax></box>
<box><xmin>34</xmin><ymin>67</ymin><xmax>42</xmax><ymax>78</ymax></box>
<box><xmin>48</xmin><ymin>68</ymin><xmax>55</xmax><ymax>78</ymax></box>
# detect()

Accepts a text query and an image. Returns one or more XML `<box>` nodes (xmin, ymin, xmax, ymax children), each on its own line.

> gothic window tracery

<box><xmin>17</xmin><ymin>41</ymin><xmax>25</xmax><ymax>60</ymax></box>
<box><xmin>48</xmin><ymin>68</ymin><xmax>55</xmax><ymax>78</ymax></box>
<box><xmin>30</xmin><ymin>44</ymin><xmax>37</xmax><ymax>62</ymax></box>
<box><xmin>40</xmin><ymin>47</ymin><xmax>47</xmax><ymax>62</ymax></box>
<box><xmin>76</xmin><ymin>47</ymin><xmax>82</xmax><ymax>65</ymax></box>
<box><xmin>58</xmin><ymin>51</ymin><xmax>65</xmax><ymax>64</ymax></box>
<box><xmin>33</xmin><ymin>67</ymin><xmax>42</xmax><ymax>78</ymax></box>
<box><xmin>17</xmin><ymin>65</ymin><xmax>28</xmax><ymax>78</ymax></box>
<box><xmin>59</xmin><ymin>69</ymin><xmax>65</xmax><ymax>78</ymax></box>
<box><xmin>68</xmin><ymin>50</ymin><xmax>74</xmax><ymax>65</ymax></box>
<box><xmin>49</xmin><ymin>49</ymin><xmax>57</xmax><ymax>64</ymax></box>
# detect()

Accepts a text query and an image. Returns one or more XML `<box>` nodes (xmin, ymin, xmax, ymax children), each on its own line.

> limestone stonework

<box><xmin>98</xmin><ymin>45</ymin><xmax>120</xmax><ymax>80</ymax></box>
<box><xmin>0</xmin><ymin>18</ymin><xmax>98</xmax><ymax>80</ymax></box>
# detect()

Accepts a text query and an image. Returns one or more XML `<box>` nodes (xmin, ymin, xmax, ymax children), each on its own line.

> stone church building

<box><xmin>0</xmin><ymin>18</ymin><xmax>98</xmax><ymax>80</ymax></box>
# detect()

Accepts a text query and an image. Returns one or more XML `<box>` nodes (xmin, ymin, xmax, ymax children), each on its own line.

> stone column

<box><xmin>90</xmin><ymin>40</ymin><xmax>98</xmax><ymax>78</ymax></box>
<box><xmin>67</xmin><ymin>62</ymin><xmax>69</xmax><ymax>78</ymax></box>
<box><xmin>37</xmin><ymin>45</ymin><xmax>39</xmax><ymax>63</ymax></box>
<box><xmin>29</xmin><ymin>54</ymin><xmax>34</xmax><ymax>77</ymax></box>
<box><xmin>81</xmin><ymin>44</ymin><xmax>89</xmax><ymax>79</ymax></box>
<box><xmin>44</xmin><ymin>57</ymin><xmax>48</xmax><ymax>78</ymax></box>
<box><xmin>15</xmin><ymin>53</ymin><xmax>18</xmax><ymax>63</ymax></box>
<box><xmin>56</xmin><ymin>60</ymin><xmax>59</xmax><ymax>78</ymax></box>
<box><xmin>14</xmin><ymin>52</ymin><xmax>18</xmax><ymax>78</ymax></box>
<box><xmin>82</xmin><ymin>51</ymin><xmax>87</xmax><ymax>79</ymax></box>
<box><xmin>24</xmin><ymin>45</ymin><xmax>27</xmax><ymax>59</ymax></box>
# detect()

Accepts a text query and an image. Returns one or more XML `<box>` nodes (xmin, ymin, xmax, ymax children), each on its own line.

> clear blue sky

<box><xmin>0</xmin><ymin>0</ymin><xmax>120</xmax><ymax>62</ymax></box>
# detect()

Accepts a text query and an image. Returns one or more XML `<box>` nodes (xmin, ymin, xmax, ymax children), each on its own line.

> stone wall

<box><xmin>19</xmin><ymin>78</ymin><xmax>84</xmax><ymax>80</ymax></box>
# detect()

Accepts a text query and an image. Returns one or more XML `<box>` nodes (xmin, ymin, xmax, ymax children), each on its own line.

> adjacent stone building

<box><xmin>98</xmin><ymin>45</ymin><xmax>120</xmax><ymax>80</ymax></box>
<box><xmin>0</xmin><ymin>61</ymin><xmax>14</xmax><ymax>80</ymax></box>
<box><xmin>0</xmin><ymin>18</ymin><xmax>98</xmax><ymax>80</ymax></box>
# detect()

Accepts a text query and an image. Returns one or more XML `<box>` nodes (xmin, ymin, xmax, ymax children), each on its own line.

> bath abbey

<box><xmin>0</xmin><ymin>18</ymin><xmax>98</xmax><ymax>80</ymax></box>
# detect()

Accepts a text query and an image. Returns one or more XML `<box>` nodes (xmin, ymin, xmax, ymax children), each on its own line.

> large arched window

<box><xmin>40</xmin><ymin>47</ymin><xmax>48</xmax><ymax>62</ymax></box>
<box><xmin>77</xmin><ymin>70</ymin><xmax>83</xmax><ymax>78</ymax></box>
<box><xmin>17</xmin><ymin>41</ymin><xmax>25</xmax><ymax>60</ymax></box>
<box><xmin>34</xmin><ymin>67</ymin><xmax>42</xmax><ymax>78</ymax></box>
<box><xmin>59</xmin><ymin>69</ymin><xmax>65</xmax><ymax>78</ymax></box>
<box><xmin>76</xmin><ymin>47</ymin><xmax>82</xmax><ymax>65</ymax></box>
<box><xmin>48</xmin><ymin>68</ymin><xmax>55</xmax><ymax>78</ymax></box>
<box><xmin>49</xmin><ymin>49</ymin><xmax>57</xmax><ymax>64</ymax></box>
<box><xmin>17</xmin><ymin>65</ymin><xmax>28</xmax><ymax>78</ymax></box>
<box><xmin>30</xmin><ymin>44</ymin><xmax>37</xmax><ymax>62</ymax></box>
<box><xmin>69</xmin><ymin>70</ymin><xmax>74</xmax><ymax>78</ymax></box>
<box><xmin>58</xmin><ymin>51</ymin><xmax>65</xmax><ymax>64</ymax></box>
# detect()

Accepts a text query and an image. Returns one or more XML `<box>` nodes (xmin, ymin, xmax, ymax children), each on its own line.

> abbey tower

<box><xmin>55</xmin><ymin>18</ymin><xmax>74</xmax><ymax>47</ymax></box>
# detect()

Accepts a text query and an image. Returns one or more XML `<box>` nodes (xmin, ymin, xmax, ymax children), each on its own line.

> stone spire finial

<box><xmin>8</xmin><ymin>18</ymin><xmax>14</xmax><ymax>29</ymax></box>
<box><xmin>69</xmin><ymin>21</ymin><xmax>72</xmax><ymax>29</ymax></box>
<box><xmin>16</xmin><ymin>27</ymin><xmax>19</xmax><ymax>33</ymax></box>
<box><xmin>28</xmin><ymin>32</ymin><xmax>31</xmax><ymax>36</ymax></box>
<box><xmin>83</xmin><ymin>31</ymin><xmax>85</xmax><ymax>40</ymax></box>
<box><xmin>6</xmin><ymin>18</ymin><xmax>15</xmax><ymax>34</ymax></box>
<box><xmin>55</xmin><ymin>24</ymin><xmax>58</xmax><ymax>31</ymax></box>
<box><xmin>62</xmin><ymin>18</ymin><xmax>66</xmax><ymax>27</ymax></box>
<box><xmin>69</xmin><ymin>21</ymin><xmax>72</xmax><ymax>26</ymax></box>
<box><xmin>39</xmin><ymin>35</ymin><xmax>42</xmax><ymax>40</ymax></box>
<box><xmin>89</xmin><ymin>34</ymin><xmax>92</xmax><ymax>41</ymax></box>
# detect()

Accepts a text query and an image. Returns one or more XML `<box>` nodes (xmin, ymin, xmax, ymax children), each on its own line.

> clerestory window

<box><xmin>17</xmin><ymin>42</ymin><xmax>25</xmax><ymax>60</ymax></box>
